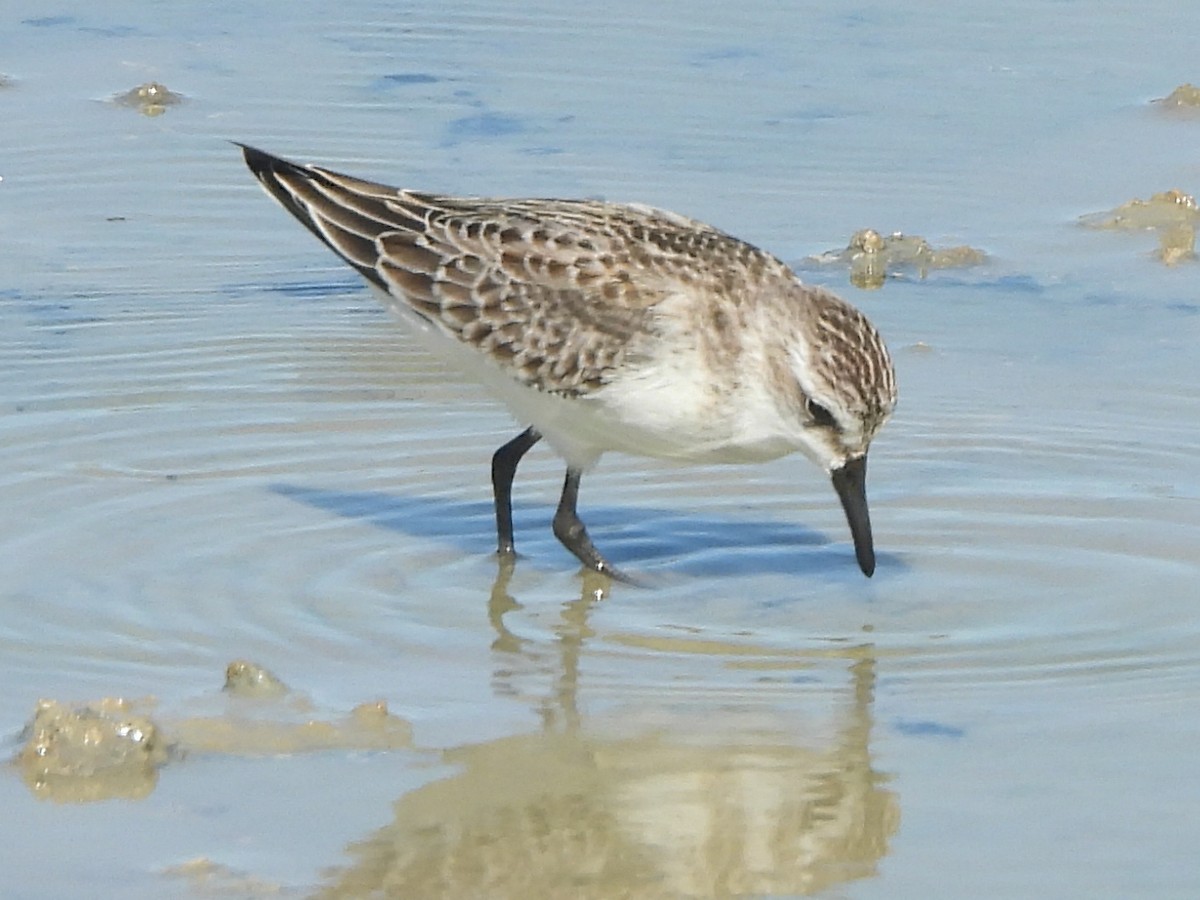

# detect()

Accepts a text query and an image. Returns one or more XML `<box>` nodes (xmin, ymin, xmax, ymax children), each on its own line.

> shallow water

<box><xmin>2</xmin><ymin>1</ymin><xmax>1199</xmax><ymax>897</ymax></box>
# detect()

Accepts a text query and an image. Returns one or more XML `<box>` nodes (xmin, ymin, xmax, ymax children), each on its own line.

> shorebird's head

<box><xmin>785</xmin><ymin>286</ymin><xmax>897</xmax><ymax>576</ymax></box>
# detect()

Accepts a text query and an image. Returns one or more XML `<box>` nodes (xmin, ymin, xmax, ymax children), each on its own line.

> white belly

<box><xmin>368</xmin><ymin>286</ymin><xmax>802</xmax><ymax>471</ymax></box>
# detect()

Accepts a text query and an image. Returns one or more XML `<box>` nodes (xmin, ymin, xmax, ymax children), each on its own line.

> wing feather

<box><xmin>241</xmin><ymin>145</ymin><xmax>780</xmax><ymax>395</ymax></box>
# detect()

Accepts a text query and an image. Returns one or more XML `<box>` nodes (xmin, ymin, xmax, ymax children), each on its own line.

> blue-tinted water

<box><xmin>1</xmin><ymin>1</ymin><xmax>1198</xmax><ymax>896</ymax></box>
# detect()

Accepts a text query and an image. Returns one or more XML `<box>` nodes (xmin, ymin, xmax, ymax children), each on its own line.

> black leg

<box><xmin>552</xmin><ymin>468</ymin><xmax>628</xmax><ymax>581</ymax></box>
<box><xmin>491</xmin><ymin>427</ymin><xmax>541</xmax><ymax>556</ymax></box>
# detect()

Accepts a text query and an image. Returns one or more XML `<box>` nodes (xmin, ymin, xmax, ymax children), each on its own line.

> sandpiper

<box><xmin>241</xmin><ymin>145</ymin><xmax>896</xmax><ymax>580</ymax></box>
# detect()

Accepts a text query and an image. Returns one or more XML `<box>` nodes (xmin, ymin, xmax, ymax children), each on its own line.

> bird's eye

<box><xmin>806</xmin><ymin>398</ymin><xmax>837</xmax><ymax>428</ymax></box>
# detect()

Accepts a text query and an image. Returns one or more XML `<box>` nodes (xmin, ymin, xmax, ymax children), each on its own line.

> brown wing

<box><xmin>242</xmin><ymin>146</ymin><xmax>657</xmax><ymax>395</ymax></box>
<box><xmin>241</xmin><ymin>145</ymin><xmax>780</xmax><ymax>396</ymax></box>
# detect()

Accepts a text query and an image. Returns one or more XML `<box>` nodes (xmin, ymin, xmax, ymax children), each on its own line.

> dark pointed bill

<box><xmin>830</xmin><ymin>454</ymin><xmax>876</xmax><ymax>577</ymax></box>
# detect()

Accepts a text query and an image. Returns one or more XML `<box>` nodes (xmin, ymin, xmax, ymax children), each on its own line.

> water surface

<box><xmin>2</xmin><ymin>1</ymin><xmax>1198</xmax><ymax>897</ymax></box>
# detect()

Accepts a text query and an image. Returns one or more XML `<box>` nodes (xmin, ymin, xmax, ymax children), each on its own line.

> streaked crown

<box><xmin>788</xmin><ymin>284</ymin><xmax>896</xmax><ymax>462</ymax></box>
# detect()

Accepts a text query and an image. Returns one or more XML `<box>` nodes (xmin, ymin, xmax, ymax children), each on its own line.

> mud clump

<box><xmin>1154</xmin><ymin>83</ymin><xmax>1200</xmax><ymax>112</ymax></box>
<box><xmin>806</xmin><ymin>229</ymin><xmax>987</xmax><ymax>289</ymax></box>
<box><xmin>110</xmin><ymin>81</ymin><xmax>184</xmax><ymax>116</ymax></box>
<box><xmin>12</xmin><ymin>661</ymin><xmax>413</xmax><ymax>803</ymax></box>
<box><xmin>224</xmin><ymin>659</ymin><xmax>290</xmax><ymax>699</ymax></box>
<box><xmin>17</xmin><ymin>698</ymin><xmax>170</xmax><ymax>802</ymax></box>
<box><xmin>1079</xmin><ymin>189</ymin><xmax>1198</xmax><ymax>265</ymax></box>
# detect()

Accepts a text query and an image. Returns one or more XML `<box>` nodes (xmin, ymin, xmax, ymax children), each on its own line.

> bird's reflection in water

<box><xmin>315</xmin><ymin>566</ymin><xmax>899</xmax><ymax>898</ymax></box>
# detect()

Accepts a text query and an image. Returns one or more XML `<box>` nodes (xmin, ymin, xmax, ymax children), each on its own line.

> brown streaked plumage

<box><xmin>240</xmin><ymin>145</ymin><xmax>897</xmax><ymax>579</ymax></box>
